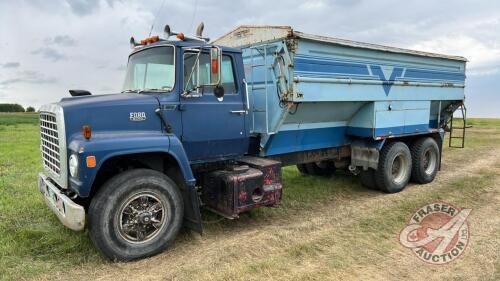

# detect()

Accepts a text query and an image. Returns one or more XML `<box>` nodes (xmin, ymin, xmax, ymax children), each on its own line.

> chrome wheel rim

<box><xmin>391</xmin><ymin>152</ymin><xmax>409</xmax><ymax>184</ymax></box>
<box><xmin>423</xmin><ymin>148</ymin><xmax>437</xmax><ymax>176</ymax></box>
<box><xmin>117</xmin><ymin>191</ymin><xmax>168</xmax><ymax>244</ymax></box>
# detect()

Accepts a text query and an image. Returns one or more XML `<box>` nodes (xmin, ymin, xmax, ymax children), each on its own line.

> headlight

<box><xmin>69</xmin><ymin>154</ymin><xmax>79</xmax><ymax>177</ymax></box>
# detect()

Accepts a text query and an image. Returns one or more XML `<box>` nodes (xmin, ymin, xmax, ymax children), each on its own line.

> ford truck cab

<box><xmin>38</xmin><ymin>25</ymin><xmax>281</xmax><ymax>260</ymax></box>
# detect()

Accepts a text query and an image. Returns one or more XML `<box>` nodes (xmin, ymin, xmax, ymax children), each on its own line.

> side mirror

<box><xmin>209</xmin><ymin>47</ymin><xmax>222</xmax><ymax>86</ymax></box>
<box><xmin>214</xmin><ymin>85</ymin><xmax>224</xmax><ymax>99</ymax></box>
<box><xmin>182</xmin><ymin>46</ymin><xmax>224</xmax><ymax>99</ymax></box>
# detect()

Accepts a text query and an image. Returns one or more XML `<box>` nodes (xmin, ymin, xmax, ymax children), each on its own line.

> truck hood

<box><xmin>58</xmin><ymin>93</ymin><xmax>162</xmax><ymax>141</ymax></box>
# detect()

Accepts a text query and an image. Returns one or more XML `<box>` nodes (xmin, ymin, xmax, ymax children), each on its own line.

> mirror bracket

<box><xmin>181</xmin><ymin>90</ymin><xmax>202</xmax><ymax>98</ymax></box>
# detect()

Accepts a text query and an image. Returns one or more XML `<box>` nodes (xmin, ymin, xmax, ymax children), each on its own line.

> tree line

<box><xmin>0</xmin><ymin>103</ymin><xmax>35</xmax><ymax>112</ymax></box>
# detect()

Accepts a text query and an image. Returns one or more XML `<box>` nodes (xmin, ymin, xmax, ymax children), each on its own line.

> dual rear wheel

<box><xmin>359</xmin><ymin>137</ymin><xmax>440</xmax><ymax>193</ymax></box>
<box><xmin>297</xmin><ymin>137</ymin><xmax>440</xmax><ymax>193</ymax></box>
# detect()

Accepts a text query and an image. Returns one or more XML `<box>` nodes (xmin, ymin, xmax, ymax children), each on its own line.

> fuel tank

<box><xmin>202</xmin><ymin>157</ymin><xmax>282</xmax><ymax>218</ymax></box>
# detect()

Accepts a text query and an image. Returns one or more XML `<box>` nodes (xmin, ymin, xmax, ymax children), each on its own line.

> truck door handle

<box><xmin>243</xmin><ymin>79</ymin><xmax>250</xmax><ymax>110</ymax></box>
<box><xmin>230</xmin><ymin>110</ymin><xmax>247</xmax><ymax>115</ymax></box>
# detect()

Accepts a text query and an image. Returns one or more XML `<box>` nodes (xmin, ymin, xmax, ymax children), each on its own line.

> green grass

<box><xmin>466</xmin><ymin>118</ymin><xmax>500</xmax><ymax>128</ymax></box>
<box><xmin>0</xmin><ymin>112</ymin><xmax>39</xmax><ymax>126</ymax></box>
<box><xmin>0</xmin><ymin>114</ymin><xmax>499</xmax><ymax>280</ymax></box>
<box><xmin>0</xmin><ymin>115</ymin><xmax>105</xmax><ymax>280</ymax></box>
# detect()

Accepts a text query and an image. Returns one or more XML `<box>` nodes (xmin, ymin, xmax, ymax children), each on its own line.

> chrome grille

<box><xmin>40</xmin><ymin>112</ymin><xmax>61</xmax><ymax>176</ymax></box>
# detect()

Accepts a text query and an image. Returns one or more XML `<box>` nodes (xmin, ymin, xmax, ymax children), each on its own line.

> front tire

<box><xmin>410</xmin><ymin>137</ymin><xmax>440</xmax><ymax>184</ymax></box>
<box><xmin>88</xmin><ymin>169</ymin><xmax>184</xmax><ymax>261</ymax></box>
<box><xmin>375</xmin><ymin>142</ymin><xmax>412</xmax><ymax>193</ymax></box>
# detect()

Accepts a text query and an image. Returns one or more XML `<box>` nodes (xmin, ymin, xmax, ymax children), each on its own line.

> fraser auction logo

<box><xmin>399</xmin><ymin>202</ymin><xmax>471</xmax><ymax>264</ymax></box>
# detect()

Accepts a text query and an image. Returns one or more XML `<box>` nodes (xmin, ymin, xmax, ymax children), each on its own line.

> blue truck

<box><xmin>38</xmin><ymin>24</ymin><xmax>467</xmax><ymax>261</ymax></box>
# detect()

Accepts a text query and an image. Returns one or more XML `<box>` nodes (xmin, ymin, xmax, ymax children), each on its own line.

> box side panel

<box><xmin>242</xmin><ymin>37</ymin><xmax>464</xmax><ymax>156</ymax></box>
<box><xmin>347</xmin><ymin>101</ymin><xmax>432</xmax><ymax>139</ymax></box>
<box><xmin>292</xmin><ymin>39</ymin><xmax>466</xmax><ymax>102</ymax></box>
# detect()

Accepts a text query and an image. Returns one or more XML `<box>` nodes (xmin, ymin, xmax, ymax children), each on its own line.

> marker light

<box><xmin>211</xmin><ymin>58</ymin><xmax>218</xmax><ymax>73</ymax></box>
<box><xmin>82</xmin><ymin>125</ymin><xmax>91</xmax><ymax>140</ymax></box>
<box><xmin>86</xmin><ymin>156</ymin><xmax>96</xmax><ymax>168</ymax></box>
<box><xmin>176</xmin><ymin>33</ymin><xmax>185</xmax><ymax>40</ymax></box>
<box><xmin>149</xmin><ymin>36</ymin><xmax>159</xmax><ymax>43</ymax></box>
<box><xmin>139</xmin><ymin>36</ymin><xmax>160</xmax><ymax>46</ymax></box>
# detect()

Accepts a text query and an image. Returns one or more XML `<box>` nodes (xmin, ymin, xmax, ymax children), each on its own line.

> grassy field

<box><xmin>0</xmin><ymin>112</ymin><xmax>499</xmax><ymax>281</ymax></box>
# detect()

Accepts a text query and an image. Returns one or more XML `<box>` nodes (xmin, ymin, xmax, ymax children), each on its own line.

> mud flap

<box><xmin>350</xmin><ymin>139</ymin><xmax>385</xmax><ymax>170</ymax></box>
<box><xmin>181</xmin><ymin>185</ymin><xmax>203</xmax><ymax>234</ymax></box>
<box><xmin>436</xmin><ymin>128</ymin><xmax>445</xmax><ymax>171</ymax></box>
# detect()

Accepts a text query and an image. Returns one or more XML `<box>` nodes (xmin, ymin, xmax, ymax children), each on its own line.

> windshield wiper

<box><xmin>137</xmin><ymin>88</ymin><xmax>162</xmax><ymax>94</ymax></box>
<box><xmin>139</xmin><ymin>87</ymin><xmax>174</xmax><ymax>94</ymax></box>
<box><xmin>121</xmin><ymin>89</ymin><xmax>137</xmax><ymax>93</ymax></box>
<box><xmin>181</xmin><ymin>85</ymin><xmax>203</xmax><ymax>97</ymax></box>
<box><xmin>122</xmin><ymin>88</ymin><xmax>173</xmax><ymax>94</ymax></box>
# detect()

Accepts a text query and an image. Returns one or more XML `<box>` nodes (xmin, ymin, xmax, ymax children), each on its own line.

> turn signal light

<box><xmin>82</xmin><ymin>125</ymin><xmax>91</xmax><ymax>140</ymax></box>
<box><xmin>86</xmin><ymin>156</ymin><xmax>96</xmax><ymax>168</ymax></box>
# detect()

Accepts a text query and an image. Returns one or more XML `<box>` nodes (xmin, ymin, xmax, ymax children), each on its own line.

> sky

<box><xmin>0</xmin><ymin>0</ymin><xmax>499</xmax><ymax>117</ymax></box>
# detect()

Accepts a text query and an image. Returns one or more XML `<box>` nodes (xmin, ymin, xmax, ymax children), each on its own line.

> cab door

<box><xmin>180</xmin><ymin>50</ymin><xmax>248</xmax><ymax>161</ymax></box>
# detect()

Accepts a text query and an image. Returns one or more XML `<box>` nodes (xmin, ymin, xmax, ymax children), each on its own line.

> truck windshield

<box><xmin>122</xmin><ymin>46</ymin><xmax>175</xmax><ymax>93</ymax></box>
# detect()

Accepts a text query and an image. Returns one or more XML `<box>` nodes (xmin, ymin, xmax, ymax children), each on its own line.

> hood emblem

<box><xmin>130</xmin><ymin>112</ymin><xmax>147</xmax><ymax>122</ymax></box>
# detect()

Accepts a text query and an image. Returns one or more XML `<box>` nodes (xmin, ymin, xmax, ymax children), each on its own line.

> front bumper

<box><xmin>38</xmin><ymin>172</ymin><xmax>85</xmax><ymax>231</ymax></box>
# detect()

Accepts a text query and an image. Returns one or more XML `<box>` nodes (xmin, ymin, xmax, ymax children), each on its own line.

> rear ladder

<box><xmin>246</xmin><ymin>42</ymin><xmax>293</xmax><ymax>135</ymax></box>
<box><xmin>449</xmin><ymin>104</ymin><xmax>467</xmax><ymax>148</ymax></box>
<box><xmin>248</xmin><ymin>44</ymin><xmax>271</xmax><ymax>134</ymax></box>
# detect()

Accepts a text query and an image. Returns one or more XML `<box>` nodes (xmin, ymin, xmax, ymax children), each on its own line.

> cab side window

<box><xmin>183</xmin><ymin>52</ymin><xmax>238</xmax><ymax>94</ymax></box>
<box><xmin>220</xmin><ymin>55</ymin><xmax>237</xmax><ymax>94</ymax></box>
<box><xmin>184</xmin><ymin>52</ymin><xmax>211</xmax><ymax>91</ymax></box>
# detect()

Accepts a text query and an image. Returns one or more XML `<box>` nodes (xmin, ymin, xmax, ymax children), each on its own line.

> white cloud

<box><xmin>0</xmin><ymin>0</ymin><xmax>499</xmax><ymax>116</ymax></box>
<box><xmin>299</xmin><ymin>0</ymin><xmax>326</xmax><ymax>10</ymax></box>
<box><xmin>410</xmin><ymin>34</ymin><xmax>500</xmax><ymax>73</ymax></box>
